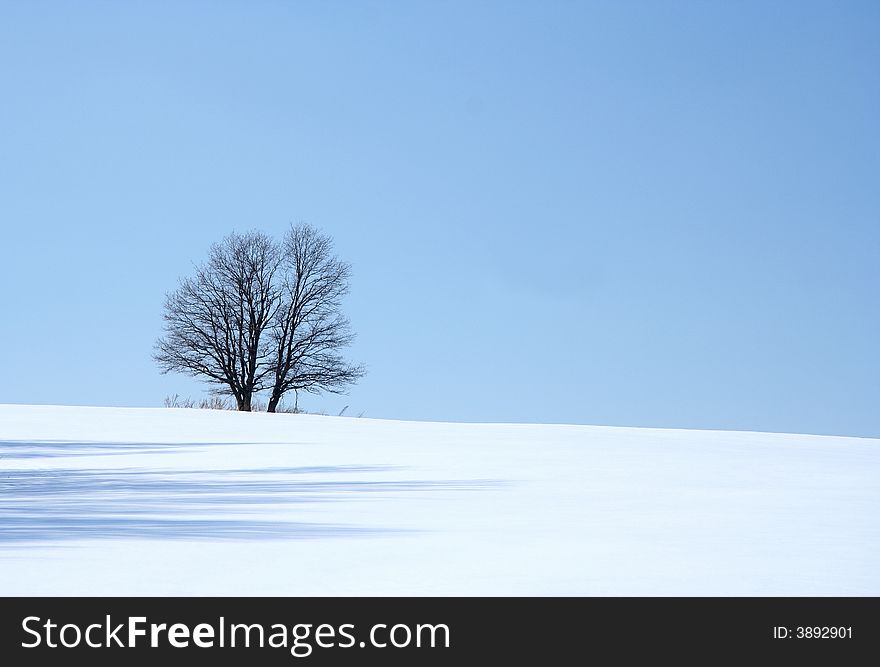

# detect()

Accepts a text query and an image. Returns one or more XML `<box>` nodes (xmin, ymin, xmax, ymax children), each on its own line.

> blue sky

<box><xmin>1</xmin><ymin>1</ymin><xmax>878</xmax><ymax>436</ymax></box>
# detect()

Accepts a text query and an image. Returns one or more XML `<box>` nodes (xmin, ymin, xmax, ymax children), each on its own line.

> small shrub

<box><xmin>199</xmin><ymin>396</ymin><xmax>231</xmax><ymax>410</ymax></box>
<box><xmin>164</xmin><ymin>394</ymin><xmax>229</xmax><ymax>410</ymax></box>
<box><xmin>163</xmin><ymin>393</ymin><xmax>195</xmax><ymax>408</ymax></box>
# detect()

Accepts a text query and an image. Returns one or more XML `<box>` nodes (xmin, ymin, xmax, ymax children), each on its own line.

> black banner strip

<box><xmin>1</xmin><ymin>597</ymin><xmax>876</xmax><ymax>664</ymax></box>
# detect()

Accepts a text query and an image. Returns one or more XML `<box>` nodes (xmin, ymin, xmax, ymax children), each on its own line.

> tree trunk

<box><xmin>267</xmin><ymin>393</ymin><xmax>280</xmax><ymax>413</ymax></box>
<box><xmin>237</xmin><ymin>395</ymin><xmax>252</xmax><ymax>411</ymax></box>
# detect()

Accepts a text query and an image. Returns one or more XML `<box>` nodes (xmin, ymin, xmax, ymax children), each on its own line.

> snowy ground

<box><xmin>0</xmin><ymin>404</ymin><xmax>877</xmax><ymax>596</ymax></box>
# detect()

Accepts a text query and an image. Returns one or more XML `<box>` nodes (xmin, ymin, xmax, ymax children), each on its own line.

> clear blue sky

<box><xmin>1</xmin><ymin>1</ymin><xmax>878</xmax><ymax>436</ymax></box>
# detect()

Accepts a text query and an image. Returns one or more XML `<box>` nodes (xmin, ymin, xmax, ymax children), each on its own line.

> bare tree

<box><xmin>154</xmin><ymin>231</ymin><xmax>280</xmax><ymax>411</ymax></box>
<box><xmin>266</xmin><ymin>224</ymin><xmax>364</xmax><ymax>413</ymax></box>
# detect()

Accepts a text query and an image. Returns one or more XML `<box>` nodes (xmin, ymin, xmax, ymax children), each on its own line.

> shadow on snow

<box><xmin>0</xmin><ymin>440</ymin><xmax>503</xmax><ymax>544</ymax></box>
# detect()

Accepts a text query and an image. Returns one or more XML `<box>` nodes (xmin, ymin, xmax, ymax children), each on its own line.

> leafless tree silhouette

<box><xmin>266</xmin><ymin>224</ymin><xmax>364</xmax><ymax>413</ymax></box>
<box><xmin>154</xmin><ymin>231</ymin><xmax>280</xmax><ymax>411</ymax></box>
<box><xmin>155</xmin><ymin>225</ymin><xmax>363</xmax><ymax>412</ymax></box>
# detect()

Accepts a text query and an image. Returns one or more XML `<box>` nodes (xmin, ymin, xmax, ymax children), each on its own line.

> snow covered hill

<box><xmin>1</xmin><ymin>404</ymin><xmax>877</xmax><ymax>596</ymax></box>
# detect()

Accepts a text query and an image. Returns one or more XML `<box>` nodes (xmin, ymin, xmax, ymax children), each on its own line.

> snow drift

<box><xmin>0</xmin><ymin>404</ymin><xmax>877</xmax><ymax>596</ymax></box>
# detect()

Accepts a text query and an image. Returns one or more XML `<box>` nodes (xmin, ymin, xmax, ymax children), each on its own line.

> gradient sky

<box><xmin>1</xmin><ymin>1</ymin><xmax>878</xmax><ymax>436</ymax></box>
